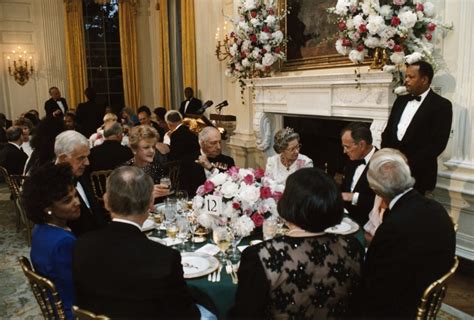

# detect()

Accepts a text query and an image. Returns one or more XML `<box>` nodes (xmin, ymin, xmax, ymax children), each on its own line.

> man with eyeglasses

<box><xmin>340</xmin><ymin>122</ymin><xmax>377</xmax><ymax>227</ymax></box>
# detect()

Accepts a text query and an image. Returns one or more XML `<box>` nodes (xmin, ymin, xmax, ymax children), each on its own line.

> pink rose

<box><xmin>416</xmin><ymin>3</ymin><xmax>424</xmax><ymax>11</ymax></box>
<box><xmin>267</xmin><ymin>8</ymin><xmax>274</xmax><ymax>15</ymax></box>
<box><xmin>391</xmin><ymin>16</ymin><xmax>401</xmax><ymax>26</ymax></box>
<box><xmin>227</xmin><ymin>166</ymin><xmax>239</xmax><ymax>176</ymax></box>
<box><xmin>262</xmin><ymin>26</ymin><xmax>270</xmax><ymax>33</ymax></box>
<box><xmin>356</xmin><ymin>44</ymin><xmax>365</xmax><ymax>52</ymax></box>
<box><xmin>251</xmin><ymin>213</ymin><xmax>265</xmax><ymax>227</ymax></box>
<box><xmin>393</xmin><ymin>0</ymin><xmax>406</xmax><ymax>5</ymax></box>
<box><xmin>203</xmin><ymin>180</ymin><xmax>215</xmax><ymax>194</ymax></box>
<box><xmin>260</xmin><ymin>186</ymin><xmax>272</xmax><ymax>199</ymax></box>
<box><xmin>254</xmin><ymin>168</ymin><xmax>265</xmax><ymax>179</ymax></box>
<box><xmin>342</xmin><ymin>38</ymin><xmax>352</xmax><ymax>47</ymax></box>
<box><xmin>232</xmin><ymin>202</ymin><xmax>241</xmax><ymax>209</ymax></box>
<box><xmin>427</xmin><ymin>23</ymin><xmax>436</xmax><ymax>31</ymax></box>
<box><xmin>250</xmin><ymin>11</ymin><xmax>257</xmax><ymax>18</ymax></box>
<box><xmin>250</xmin><ymin>34</ymin><xmax>258</xmax><ymax>42</ymax></box>
<box><xmin>338</xmin><ymin>21</ymin><xmax>346</xmax><ymax>31</ymax></box>
<box><xmin>393</xmin><ymin>44</ymin><xmax>403</xmax><ymax>52</ymax></box>
<box><xmin>273</xmin><ymin>191</ymin><xmax>283</xmax><ymax>201</ymax></box>
<box><xmin>358</xmin><ymin>24</ymin><xmax>368</xmax><ymax>33</ymax></box>
<box><xmin>243</xmin><ymin>174</ymin><xmax>254</xmax><ymax>185</ymax></box>
<box><xmin>196</xmin><ymin>185</ymin><xmax>206</xmax><ymax>196</ymax></box>
<box><xmin>274</xmin><ymin>47</ymin><xmax>281</xmax><ymax>54</ymax></box>
<box><xmin>261</xmin><ymin>48</ymin><xmax>267</xmax><ymax>54</ymax></box>
<box><xmin>425</xmin><ymin>33</ymin><xmax>432</xmax><ymax>41</ymax></box>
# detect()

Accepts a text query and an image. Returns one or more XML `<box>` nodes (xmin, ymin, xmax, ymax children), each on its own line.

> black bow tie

<box><xmin>353</xmin><ymin>159</ymin><xmax>366</xmax><ymax>166</ymax></box>
<box><xmin>407</xmin><ymin>95</ymin><xmax>421</xmax><ymax>102</ymax></box>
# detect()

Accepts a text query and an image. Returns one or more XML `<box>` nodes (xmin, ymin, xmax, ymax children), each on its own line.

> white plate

<box><xmin>325</xmin><ymin>218</ymin><xmax>359</xmax><ymax>235</ymax></box>
<box><xmin>181</xmin><ymin>252</ymin><xmax>219</xmax><ymax>279</ymax></box>
<box><xmin>153</xmin><ymin>203</ymin><xmax>165</xmax><ymax>213</ymax></box>
<box><xmin>141</xmin><ymin>219</ymin><xmax>156</xmax><ymax>232</ymax></box>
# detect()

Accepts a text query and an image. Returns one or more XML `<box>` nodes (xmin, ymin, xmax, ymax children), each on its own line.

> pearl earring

<box><xmin>47</xmin><ymin>211</ymin><xmax>52</xmax><ymax>215</ymax></box>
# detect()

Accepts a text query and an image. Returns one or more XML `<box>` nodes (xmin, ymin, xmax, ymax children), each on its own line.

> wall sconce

<box><xmin>7</xmin><ymin>46</ymin><xmax>34</xmax><ymax>86</ymax></box>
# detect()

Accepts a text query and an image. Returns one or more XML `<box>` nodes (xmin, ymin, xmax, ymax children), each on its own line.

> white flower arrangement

<box><xmin>223</xmin><ymin>0</ymin><xmax>287</xmax><ymax>86</ymax></box>
<box><xmin>192</xmin><ymin>167</ymin><xmax>284</xmax><ymax>237</ymax></box>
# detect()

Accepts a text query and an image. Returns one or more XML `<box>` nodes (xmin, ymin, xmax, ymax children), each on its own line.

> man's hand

<box><xmin>195</xmin><ymin>154</ymin><xmax>213</xmax><ymax>170</ymax></box>
<box><xmin>53</xmin><ymin>109</ymin><xmax>62</xmax><ymax>117</ymax></box>
<box><xmin>153</xmin><ymin>184</ymin><xmax>172</xmax><ymax>199</ymax></box>
<box><xmin>341</xmin><ymin>192</ymin><xmax>354</xmax><ymax>202</ymax></box>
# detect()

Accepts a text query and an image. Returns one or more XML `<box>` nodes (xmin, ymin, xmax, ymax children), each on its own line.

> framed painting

<box><xmin>280</xmin><ymin>0</ymin><xmax>360</xmax><ymax>71</ymax></box>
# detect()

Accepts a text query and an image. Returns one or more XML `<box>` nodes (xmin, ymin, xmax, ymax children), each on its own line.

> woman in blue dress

<box><xmin>22</xmin><ymin>163</ymin><xmax>80</xmax><ymax>319</ymax></box>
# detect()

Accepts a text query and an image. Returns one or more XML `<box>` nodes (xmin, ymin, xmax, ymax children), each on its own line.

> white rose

<box><xmin>242</xmin><ymin>40</ymin><xmax>251</xmax><ymax>51</ymax></box>
<box><xmin>390</xmin><ymin>52</ymin><xmax>405</xmax><ymax>65</ymax></box>
<box><xmin>379</xmin><ymin>5</ymin><xmax>393</xmax><ymax>18</ymax></box>
<box><xmin>265</xmin><ymin>15</ymin><xmax>276</xmax><ymax>26</ymax></box>
<box><xmin>250</xmin><ymin>18</ymin><xmax>260</xmax><ymax>27</ymax></box>
<box><xmin>353</xmin><ymin>14</ymin><xmax>365</xmax><ymax>28</ymax></box>
<box><xmin>238</xmin><ymin>184</ymin><xmax>260</xmax><ymax>205</ymax></box>
<box><xmin>262</xmin><ymin>53</ymin><xmax>276</xmax><ymax>67</ymax></box>
<box><xmin>367</xmin><ymin>15</ymin><xmax>384</xmax><ymax>35</ymax></box>
<box><xmin>192</xmin><ymin>195</ymin><xmax>204</xmax><ymax>210</ymax></box>
<box><xmin>405</xmin><ymin>52</ymin><xmax>423</xmax><ymax>64</ymax></box>
<box><xmin>221</xmin><ymin>181</ymin><xmax>239</xmax><ymax>199</ymax></box>
<box><xmin>364</xmin><ymin>36</ymin><xmax>380</xmax><ymax>49</ymax></box>
<box><xmin>416</xmin><ymin>11</ymin><xmax>424</xmax><ymax>19</ymax></box>
<box><xmin>238</xmin><ymin>21</ymin><xmax>249</xmax><ymax>32</ymax></box>
<box><xmin>233</xmin><ymin>215</ymin><xmax>255</xmax><ymax>237</ymax></box>
<box><xmin>348</xmin><ymin>31</ymin><xmax>360</xmax><ymax>41</ymax></box>
<box><xmin>272</xmin><ymin>30</ymin><xmax>283</xmax><ymax>43</ymax></box>
<box><xmin>235</xmin><ymin>63</ymin><xmax>243</xmax><ymax>71</ymax></box>
<box><xmin>349</xmin><ymin>49</ymin><xmax>365</xmax><ymax>63</ymax></box>
<box><xmin>335</xmin><ymin>0</ymin><xmax>350</xmax><ymax>15</ymax></box>
<box><xmin>210</xmin><ymin>172</ymin><xmax>228</xmax><ymax>186</ymax></box>
<box><xmin>378</xmin><ymin>26</ymin><xmax>396</xmax><ymax>40</ymax></box>
<box><xmin>229</xmin><ymin>43</ymin><xmax>238</xmax><ymax>57</ymax></box>
<box><xmin>241</xmin><ymin>58</ymin><xmax>251</xmax><ymax>67</ymax></box>
<box><xmin>336</xmin><ymin>39</ymin><xmax>350</xmax><ymax>55</ymax></box>
<box><xmin>244</xmin><ymin>0</ymin><xmax>256</xmax><ymax>10</ymax></box>
<box><xmin>423</xmin><ymin>2</ymin><xmax>435</xmax><ymax>17</ymax></box>
<box><xmin>238</xmin><ymin>168</ymin><xmax>253</xmax><ymax>179</ymax></box>
<box><xmin>196</xmin><ymin>213</ymin><xmax>214</xmax><ymax>229</ymax></box>
<box><xmin>346</xmin><ymin>18</ymin><xmax>354</xmax><ymax>29</ymax></box>
<box><xmin>382</xmin><ymin>65</ymin><xmax>397</xmax><ymax>73</ymax></box>
<box><xmin>255</xmin><ymin>62</ymin><xmax>264</xmax><ymax>70</ymax></box>
<box><xmin>222</xmin><ymin>201</ymin><xmax>235</xmax><ymax>217</ymax></box>
<box><xmin>251</xmin><ymin>48</ymin><xmax>261</xmax><ymax>59</ymax></box>
<box><xmin>263</xmin><ymin>44</ymin><xmax>272</xmax><ymax>52</ymax></box>
<box><xmin>225</xmin><ymin>69</ymin><xmax>232</xmax><ymax>77</ymax></box>
<box><xmin>399</xmin><ymin>11</ymin><xmax>418</xmax><ymax>29</ymax></box>
<box><xmin>394</xmin><ymin>86</ymin><xmax>408</xmax><ymax>95</ymax></box>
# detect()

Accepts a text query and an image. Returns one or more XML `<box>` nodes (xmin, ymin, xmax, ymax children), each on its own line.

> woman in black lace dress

<box><xmin>228</xmin><ymin>168</ymin><xmax>364</xmax><ymax>319</ymax></box>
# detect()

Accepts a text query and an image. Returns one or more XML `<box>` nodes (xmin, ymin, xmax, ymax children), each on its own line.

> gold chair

<box><xmin>416</xmin><ymin>256</ymin><xmax>460</xmax><ymax>320</ymax></box>
<box><xmin>161</xmin><ymin>160</ymin><xmax>181</xmax><ymax>191</ymax></box>
<box><xmin>72</xmin><ymin>306</ymin><xmax>109</xmax><ymax>320</ymax></box>
<box><xmin>18</xmin><ymin>256</ymin><xmax>66</xmax><ymax>319</ymax></box>
<box><xmin>90</xmin><ymin>170</ymin><xmax>112</xmax><ymax>202</ymax></box>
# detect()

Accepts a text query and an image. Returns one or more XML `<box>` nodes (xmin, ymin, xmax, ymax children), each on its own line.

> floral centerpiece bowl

<box><xmin>192</xmin><ymin>167</ymin><xmax>284</xmax><ymax>237</ymax></box>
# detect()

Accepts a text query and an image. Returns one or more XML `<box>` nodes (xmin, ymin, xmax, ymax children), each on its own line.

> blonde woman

<box><xmin>89</xmin><ymin>113</ymin><xmax>118</xmax><ymax>147</ymax></box>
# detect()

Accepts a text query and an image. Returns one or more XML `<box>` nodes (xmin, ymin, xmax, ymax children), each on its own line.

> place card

<box><xmin>195</xmin><ymin>243</ymin><xmax>220</xmax><ymax>256</ymax></box>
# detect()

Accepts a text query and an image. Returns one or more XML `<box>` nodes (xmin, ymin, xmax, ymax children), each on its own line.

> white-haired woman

<box><xmin>265</xmin><ymin>127</ymin><xmax>313</xmax><ymax>184</ymax></box>
<box><xmin>89</xmin><ymin>113</ymin><xmax>124</xmax><ymax>148</ymax></box>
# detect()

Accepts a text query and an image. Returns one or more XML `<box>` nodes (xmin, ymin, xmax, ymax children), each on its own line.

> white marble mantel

<box><xmin>251</xmin><ymin>71</ymin><xmax>395</xmax><ymax>157</ymax></box>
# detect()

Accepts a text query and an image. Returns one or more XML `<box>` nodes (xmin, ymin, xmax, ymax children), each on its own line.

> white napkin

<box><xmin>149</xmin><ymin>237</ymin><xmax>183</xmax><ymax>246</ymax></box>
<box><xmin>238</xmin><ymin>245</ymin><xmax>248</xmax><ymax>252</ymax></box>
<box><xmin>195</xmin><ymin>244</ymin><xmax>220</xmax><ymax>256</ymax></box>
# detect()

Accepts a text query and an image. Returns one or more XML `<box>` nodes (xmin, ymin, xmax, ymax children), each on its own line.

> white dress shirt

<box><xmin>389</xmin><ymin>188</ymin><xmax>414</xmax><ymax>210</ymax></box>
<box><xmin>397</xmin><ymin>88</ymin><xmax>430</xmax><ymax>141</ymax></box>
<box><xmin>112</xmin><ymin>218</ymin><xmax>142</xmax><ymax>230</ymax></box>
<box><xmin>76</xmin><ymin>181</ymin><xmax>91</xmax><ymax>209</ymax></box>
<box><xmin>350</xmin><ymin>146</ymin><xmax>376</xmax><ymax>205</ymax></box>
<box><xmin>56</xmin><ymin>100</ymin><xmax>66</xmax><ymax>114</ymax></box>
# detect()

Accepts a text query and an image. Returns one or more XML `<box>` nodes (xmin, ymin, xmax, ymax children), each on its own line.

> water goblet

<box><xmin>176</xmin><ymin>216</ymin><xmax>190</xmax><ymax>252</ymax></box>
<box><xmin>164</xmin><ymin>196</ymin><xmax>177</xmax><ymax>223</ymax></box>
<box><xmin>176</xmin><ymin>190</ymin><xmax>189</xmax><ymax>213</ymax></box>
<box><xmin>187</xmin><ymin>215</ymin><xmax>199</xmax><ymax>250</ymax></box>
<box><xmin>166</xmin><ymin>222</ymin><xmax>178</xmax><ymax>239</ymax></box>
<box><xmin>230</xmin><ymin>230</ymin><xmax>243</xmax><ymax>260</ymax></box>
<box><xmin>212</xmin><ymin>224</ymin><xmax>232</xmax><ymax>261</ymax></box>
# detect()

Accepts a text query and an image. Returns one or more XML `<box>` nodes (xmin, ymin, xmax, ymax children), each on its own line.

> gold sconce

<box><xmin>215</xmin><ymin>21</ymin><xmax>231</xmax><ymax>61</ymax></box>
<box><xmin>7</xmin><ymin>47</ymin><xmax>34</xmax><ymax>86</ymax></box>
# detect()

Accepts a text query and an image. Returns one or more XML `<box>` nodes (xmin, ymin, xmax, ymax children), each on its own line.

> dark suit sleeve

<box><xmin>227</xmin><ymin>246</ymin><xmax>270</xmax><ymax>319</ymax></box>
<box><xmin>161</xmin><ymin>250</ymin><xmax>200</xmax><ymax>319</ymax></box>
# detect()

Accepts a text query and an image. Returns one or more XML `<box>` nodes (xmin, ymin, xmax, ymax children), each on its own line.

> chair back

<box><xmin>90</xmin><ymin>170</ymin><xmax>112</xmax><ymax>202</ymax></box>
<box><xmin>0</xmin><ymin>165</ymin><xmax>16</xmax><ymax>197</ymax></box>
<box><xmin>162</xmin><ymin>160</ymin><xmax>181</xmax><ymax>191</ymax></box>
<box><xmin>416</xmin><ymin>256</ymin><xmax>459</xmax><ymax>320</ymax></box>
<box><xmin>18</xmin><ymin>256</ymin><xmax>66</xmax><ymax>319</ymax></box>
<box><xmin>72</xmin><ymin>306</ymin><xmax>109</xmax><ymax>320</ymax></box>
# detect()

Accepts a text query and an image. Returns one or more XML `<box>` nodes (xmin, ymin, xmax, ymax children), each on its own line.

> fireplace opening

<box><xmin>283</xmin><ymin>116</ymin><xmax>373</xmax><ymax>178</ymax></box>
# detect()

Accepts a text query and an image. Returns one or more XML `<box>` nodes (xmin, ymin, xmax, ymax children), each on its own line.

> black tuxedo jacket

<box><xmin>76</xmin><ymin>101</ymin><xmax>105</xmax><ymax>138</ymax></box>
<box><xmin>0</xmin><ymin>143</ymin><xmax>28</xmax><ymax>175</ymax></box>
<box><xmin>179</xmin><ymin>98</ymin><xmax>202</xmax><ymax>116</ymax></box>
<box><xmin>341</xmin><ymin>152</ymin><xmax>377</xmax><ymax>226</ymax></box>
<box><xmin>381</xmin><ymin>90</ymin><xmax>452</xmax><ymax>193</ymax></box>
<box><xmin>73</xmin><ymin>221</ymin><xmax>200</xmax><ymax>319</ymax></box>
<box><xmin>358</xmin><ymin>190</ymin><xmax>455</xmax><ymax>318</ymax></box>
<box><xmin>168</xmin><ymin>124</ymin><xmax>200</xmax><ymax>162</ymax></box>
<box><xmin>181</xmin><ymin>153</ymin><xmax>235</xmax><ymax>197</ymax></box>
<box><xmin>88</xmin><ymin>140</ymin><xmax>133</xmax><ymax>172</ymax></box>
<box><xmin>44</xmin><ymin>97</ymin><xmax>69</xmax><ymax>117</ymax></box>
<box><xmin>67</xmin><ymin>175</ymin><xmax>109</xmax><ymax>237</ymax></box>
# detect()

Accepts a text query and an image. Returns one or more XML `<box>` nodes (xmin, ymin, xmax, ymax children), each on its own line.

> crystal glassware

<box><xmin>212</xmin><ymin>224</ymin><xmax>232</xmax><ymax>261</ymax></box>
<box><xmin>176</xmin><ymin>216</ymin><xmax>190</xmax><ymax>252</ymax></box>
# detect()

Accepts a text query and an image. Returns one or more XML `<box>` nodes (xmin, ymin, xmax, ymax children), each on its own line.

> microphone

<box><xmin>196</xmin><ymin>100</ymin><xmax>213</xmax><ymax>114</ymax></box>
<box><xmin>215</xmin><ymin>100</ymin><xmax>229</xmax><ymax>111</ymax></box>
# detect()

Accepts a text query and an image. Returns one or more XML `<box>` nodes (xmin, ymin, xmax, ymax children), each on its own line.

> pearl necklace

<box><xmin>286</xmin><ymin>227</ymin><xmax>325</xmax><ymax>237</ymax></box>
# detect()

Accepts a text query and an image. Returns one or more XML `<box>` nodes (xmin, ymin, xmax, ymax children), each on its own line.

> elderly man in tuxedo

<box><xmin>164</xmin><ymin>110</ymin><xmax>200</xmax><ymax>161</ymax></box>
<box><xmin>55</xmin><ymin>130</ymin><xmax>109</xmax><ymax>236</ymax></box>
<box><xmin>181</xmin><ymin>126</ymin><xmax>235</xmax><ymax>197</ymax></box>
<box><xmin>340</xmin><ymin>122</ymin><xmax>377</xmax><ymax>226</ymax></box>
<box><xmin>45</xmin><ymin>86</ymin><xmax>68</xmax><ymax>118</ymax></box>
<box><xmin>0</xmin><ymin>126</ymin><xmax>28</xmax><ymax>175</ymax></box>
<box><xmin>381</xmin><ymin>61</ymin><xmax>452</xmax><ymax>195</ymax></box>
<box><xmin>73</xmin><ymin>166</ymin><xmax>201</xmax><ymax>319</ymax></box>
<box><xmin>355</xmin><ymin>148</ymin><xmax>456</xmax><ymax>318</ymax></box>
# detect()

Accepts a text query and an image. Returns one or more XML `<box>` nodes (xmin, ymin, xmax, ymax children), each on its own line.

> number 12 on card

<box><xmin>204</xmin><ymin>195</ymin><xmax>222</xmax><ymax>216</ymax></box>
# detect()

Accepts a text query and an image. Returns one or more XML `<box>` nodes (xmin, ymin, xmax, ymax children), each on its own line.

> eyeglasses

<box><xmin>285</xmin><ymin>143</ymin><xmax>302</xmax><ymax>153</ymax></box>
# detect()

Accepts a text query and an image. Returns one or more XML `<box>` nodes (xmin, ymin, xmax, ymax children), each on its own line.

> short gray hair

<box><xmin>106</xmin><ymin>166</ymin><xmax>153</xmax><ymax>216</ymax></box>
<box><xmin>367</xmin><ymin>148</ymin><xmax>415</xmax><ymax>200</ymax></box>
<box><xmin>198</xmin><ymin>126</ymin><xmax>219</xmax><ymax>145</ymax></box>
<box><xmin>273</xmin><ymin>127</ymin><xmax>300</xmax><ymax>153</ymax></box>
<box><xmin>54</xmin><ymin>130</ymin><xmax>89</xmax><ymax>156</ymax></box>
<box><xmin>104</xmin><ymin>122</ymin><xmax>123</xmax><ymax>138</ymax></box>
<box><xmin>6</xmin><ymin>126</ymin><xmax>22</xmax><ymax>142</ymax></box>
<box><xmin>165</xmin><ymin>110</ymin><xmax>182</xmax><ymax>123</ymax></box>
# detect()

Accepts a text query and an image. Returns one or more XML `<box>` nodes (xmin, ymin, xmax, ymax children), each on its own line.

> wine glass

<box><xmin>230</xmin><ymin>228</ymin><xmax>243</xmax><ymax>259</ymax></box>
<box><xmin>176</xmin><ymin>216</ymin><xmax>190</xmax><ymax>252</ymax></box>
<box><xmin>187</xmin><ymin>215</ymin><xmax>199</xmax><ymax>250</ymax></box>
<box><xmin>212</xmin><ymin>224</ymin><xmax>232</xmax><ymax>261</ymax></box>
<box><xmin>176</xmin><ymin>190</ymin><xmax>189</xmax><ymax>213</ymax></box>
<box><xmin>160</xmin><ymin>176</ymin><xmax>172</xmax><ymax>192</ymax></box>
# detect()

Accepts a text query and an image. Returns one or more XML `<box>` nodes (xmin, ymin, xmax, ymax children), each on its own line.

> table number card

<box><xmin>204</xmin><ymin>195</ymin><xmax>222</xmax><ymax>216</ymax></box>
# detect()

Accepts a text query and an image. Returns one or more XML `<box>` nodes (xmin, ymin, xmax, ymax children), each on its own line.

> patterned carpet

<box><xmin>0</xmin><ymin>183</ymin><xmax>468</xmax><ymax>319</ymax></box>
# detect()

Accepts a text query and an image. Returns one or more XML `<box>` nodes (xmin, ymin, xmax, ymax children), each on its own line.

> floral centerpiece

<box><xmin>192</xmin><ymin>167</ymin><xmax>284</xmax><ymax>237</ymax></box>
<box><xmin>222</xmin><ymin>0</ymin><xmax>286</xmax><ymax>92</ymax></box>
<box><xmin>328</xmin><ymin>0</ymin><xmax>452</xmax><ymax>72</ymax></box>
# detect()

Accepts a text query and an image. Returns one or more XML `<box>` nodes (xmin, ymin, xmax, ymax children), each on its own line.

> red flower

<box><xmin>251</xmin><ymin>213</ymin><xmax>265</xmax><ymax>227</ymax></box>
<box><xmin>243</xmin><ymin>174</ymin><xmax>254</xmax><ymax>185</ymax></box>
<box><xmin>250</xmin><ymin>10</ymin><xmax>257</xmax><ymax>18</ymax></box>
<box><xmin>261</xmin><ymin>48</ymin><xmax>267</xmax><ymax>54</ymax></box>
<box><xmin>267</xmin><ymin>8</ymin><xmax>274</xmax><ymax>15</ymax></box>
<box><xmin>230</xmin><ymin>32</ymin><xmax>235</xmax><ymax>38</ymax></box>
<box><xmin>240</xmin><ymin>51</ymin><xmax>247</xmax><ymax>58</ymax></box>
<box><xmin>260</xmin><ymin>186</ymin><xmax>272</xmax><ymax>199</ymax></box>
<box><xmin>273</xmin><ymin>191</ymin><xmax>283</xmax><ymax>201</ymax></box>
<box><xmin>338</xmin><ymin>21</ymin><xmax>346</xmax><ymax>31</ymax></box>
<box><xmin>393</xmin><ymin>44</ymin><xmax>403</xmax><ymax>52</ymax></box>
<box><xmin>232</xmin><ymin>202</ymin><xmax>241</xmax><ymax>209</ymax></box>
<box><xmin>357</xmin><ymin>44</ymin><xmax>365</xmax><ymax>52</ymax></box>
<box><xmin>427</xmin><ymin>23</ymin><xmax>436</xmax><ymax>31</ymax></box>
<box><xmin>250</xmin><ymin>34</ymin><xmax>258</xmax><ymax>42</ymax></box>
<box><xmin>262</xmin><ymin>25</ymin><xmax>270</xmax><ymax>33</ymax></box>
<box><xmin>342</xmin><ymin>38</ymin><xmax>352</xmax><ymax>47</ymax></box>
<box><xmin>425</xmin><ymin>33</ymin><xmax>432</xmax><ymax>41</ymax></box>
<box><xmin>416</xmin><ymin>3</ymin><xmax>424</xmax><ymax>11</ymax></box>
<box><xmin>274</xmin><ymin>47</ymin><xmax>281</xmax><ymax>54</ymax></box>
<box><xmin>358</xmin><ymin>24</ymin><xmax>368</xmax><ymax>33</ymax></box>
<box><xmin>254</xmin><ymin>168</ymin><xmax>265</xmax><ymax>179</ymax></box>
<box><xmin>391</xmin><ymin>16</ymin><xmax>401</xmax><ymax>26</ymax></box>
<box><xmin>203</xmin><ymin>180</ymin><xmax>215</xmax><ymax>193</ymax></box>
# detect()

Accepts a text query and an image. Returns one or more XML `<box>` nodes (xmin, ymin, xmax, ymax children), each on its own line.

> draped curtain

<box><xmin>118</xmin><ymin>0</ymin><xmax>141</xmax><ymax>110</ymax></box>
<box><xmin>180</xmin><ymin>0</ymin><xmax>197</xmax><ymax>92</ymax></box>
<box><xmin>63</xmin><ymin>0</ymin><xmax>87</xmax><ymax>109</ymax></box>
<box><xmin>157</xmin><ymin>0</ymin><xmax>171</xmax><ymax>109</ymax></box>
